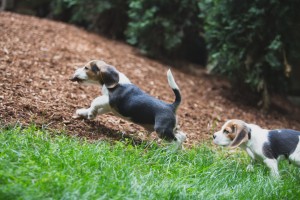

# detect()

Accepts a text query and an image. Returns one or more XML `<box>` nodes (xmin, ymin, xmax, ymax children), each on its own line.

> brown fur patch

<box><xmin>223</xmin><ymin>121</ymin><xmax>236</xmax><ymax>140</ymax></box>
<box><xmin>86</xmin><ymin>69</ymin><xmax>101</xmax><ymax>83</ymax></box>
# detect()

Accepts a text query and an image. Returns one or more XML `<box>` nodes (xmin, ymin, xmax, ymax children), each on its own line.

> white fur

<box><xmin>167</xmin><ymin>69</ymin><xmax>179</xmax><ymax>90</ymax></box>
<box><xmin>116</xmin><ymin>72</ymin><xmax>131</xmax><ymax>84</ymax></box>
<box><xmin>289</xmin><ymin>136</ymin><xmax>300</xmax><ymax>166</ymax></box>
<box><xmin>175</xmin><ymin>131</ymin><xmax>187</xmax><ymax>149</ymax></box>
<box><xmin>264</xmin><ymin>158</ymin><xmax>280</xmax><ymax>177</ymax></box>
<box><xmin>213</xmin><ymin>131</ymin><xmax>231</xmax><ymax>146</ymax></box>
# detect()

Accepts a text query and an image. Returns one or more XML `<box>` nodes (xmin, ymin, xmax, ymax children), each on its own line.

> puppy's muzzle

<box><xmin>70</xmin><ymin>77</ymin><xmax>83</xmax><ymax>82</ymax></box>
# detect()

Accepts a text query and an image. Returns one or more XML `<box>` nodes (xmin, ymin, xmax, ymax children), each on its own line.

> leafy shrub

<box><xmin>200</xmin><ymin>0</ymin><xmax>300</xmax><ymax>109</ymax></box>
<box><xmin>126</xmin><ymin>0</ymin><xmax>207</xmax><ymax>65</ymax></box>
<box><xmin>51</xmin><ymin>0</ymin><xmax>128</xmax><ymax>39</ymax></box>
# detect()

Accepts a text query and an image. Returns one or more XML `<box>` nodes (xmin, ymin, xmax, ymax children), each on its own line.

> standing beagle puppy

<box><xmin>213</xmin><ymin>119</ymin><xmax>300</xmax><ymax>177</ymax></box>
<box><xmin>70</xmin><ymin>60</ymin><xmax>186</xmax><ymax>148</ymax></box>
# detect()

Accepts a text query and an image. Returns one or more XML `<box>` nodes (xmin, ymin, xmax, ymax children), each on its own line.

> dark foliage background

<box><xmin>125</xmin><ymin>0</ymin><xmax>207</xmax><ymax>65</ymax></box>
<box><xmin>50</xmin><ymin>0</ymin><xmax>128</xmax><ymax>40</ymax></box>
<box><xmin>199</xmin><ymin>0</ymin><xmax>300</xmax><ymax>109</ymax></box>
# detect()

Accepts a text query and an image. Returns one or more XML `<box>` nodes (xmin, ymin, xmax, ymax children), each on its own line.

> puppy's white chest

<box><xmin>102</xmin><ymin>86</ymin><xmax>109</xmax><ymax>96</ymax></box>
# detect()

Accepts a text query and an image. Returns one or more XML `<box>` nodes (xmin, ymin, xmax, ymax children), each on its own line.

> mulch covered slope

<box><xmin>1</xmin><ymin>12</ymin><xmax>300</xmax><ymax>146</ymax></box>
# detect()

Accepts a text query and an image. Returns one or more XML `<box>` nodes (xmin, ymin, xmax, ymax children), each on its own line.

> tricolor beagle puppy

<box><xmin>70</xmin><ymin>60</ymin><xmax>186</xmax><ymax>148</ymax></box>
<box><xmin>213</xmin><ymin>119</ymin><xmax>300</xmax><ymax>177</ymax></box>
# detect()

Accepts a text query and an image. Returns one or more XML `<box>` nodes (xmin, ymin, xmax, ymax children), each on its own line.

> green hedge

<box><xmin>199</xmin><ymin>0</ymin><xmax>300</xmax><ymax>109</ymax></box>
<box><xmin>126</xmin><ymin>0</ymin><xmax>206</xmax><ymax>65</ymax></box>
<box><xmin>51</xmin><ymin>0</ymin><xmax>128</xmax><ymax>39</ymax></box>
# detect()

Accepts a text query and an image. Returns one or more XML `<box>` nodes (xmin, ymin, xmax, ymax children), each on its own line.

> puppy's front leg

<box><xmin>246</xmin><ymin>159</ymin><xmax>255</xmax><ymax>172</ymax></box>
<box><xmin>246</xmin><ymin>148</ymin><xmax>255</xmax><ymax>172</ymax></box>
<box><xmin>87</xmin><ymin>95</ymin><xmax>110</xmax><ymax>120</ymax></box>
<box><xmin>76</xmin><ymin>95</ymin><xmax>110</xmax><ymax>120</ymax></box>
<box><xmin>264</xmin><ymin>158</ymin><xmax>280</xmax><ymax>178</ymax></box>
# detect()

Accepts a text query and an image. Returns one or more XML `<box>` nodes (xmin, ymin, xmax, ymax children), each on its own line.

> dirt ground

<box><xmin>1</xmin><ymin>12</ymin><xmax>300</xmax><ymax>146</ymax></box>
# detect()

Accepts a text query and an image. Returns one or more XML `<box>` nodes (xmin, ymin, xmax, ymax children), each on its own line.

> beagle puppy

<box><xmin>213</xmin><ymin>119</ymin><xmax>300</xmax><ymax>177</ymax></box>
<box><xmin>70</xmin><ymin>60</ymin><xmax>186</xmax><ymax>148</ymax></box>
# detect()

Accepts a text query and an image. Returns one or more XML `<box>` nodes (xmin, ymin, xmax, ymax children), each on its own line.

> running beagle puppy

<box><xmin>70</xmin><ymin>60</ymin><xmax>186</xmax><ymax>148</ymax></box>
<box><xmin>213</xmin><ymin>119</ymin><xmax>300</xmax><ymax>177</ymax></box>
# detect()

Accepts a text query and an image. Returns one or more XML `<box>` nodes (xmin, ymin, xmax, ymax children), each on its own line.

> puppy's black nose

<box><xmin>213</xmin><ymin>134</ymin><xmax>216</xmax><ymax>139</ymax></box>
<box><xmin>70</xmin><ymin>77</ymin><xmax>82</xmax><ymax>82</ymax></box>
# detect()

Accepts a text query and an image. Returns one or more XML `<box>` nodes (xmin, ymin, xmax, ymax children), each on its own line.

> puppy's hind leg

<box><xmin>288</xmin><ymin>136</ymin><xmax>300</xmax><ymax>166</ymax></box>
<box><xmin>155</xmin><ymin>126</ymin><xmax>186</xmax><ymax>150</ymax></box>
<box><xmin>174</xmin><ymin>130</ymin><xmax>187</xmax><ymax>150</ymax></box>
<box><xmin>155</xmin><ymin>126</ymin><xmax>176</xmax><ymax>141</ymax></box>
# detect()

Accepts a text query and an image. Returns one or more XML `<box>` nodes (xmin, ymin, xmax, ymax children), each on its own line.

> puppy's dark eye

<box><xmin>84</xmin><ymin>66</ymin><xmax>89</xmax><ymax>70</ymax></box>
<box><xmin>223</xmin><ymin>130</ymin><xmax>229</xmax><ymax>134</ymax></box>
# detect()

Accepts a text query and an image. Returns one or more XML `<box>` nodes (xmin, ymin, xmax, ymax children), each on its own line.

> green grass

<box><xmin>0</xmin><ymin>125</ymin><xmax>300</xmax><ymax>200</ymax></box>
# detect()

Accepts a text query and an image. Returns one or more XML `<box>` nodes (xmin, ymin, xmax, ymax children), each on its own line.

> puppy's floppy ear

<box><xmin>230</xmin><ymin>122</ymin><xmax>250</xmax><ymax>148</ymax></box>
<box><xmin>101</xmin><ymin>66</ymin><xmax>119</xmax><ymax>88</ymax></box>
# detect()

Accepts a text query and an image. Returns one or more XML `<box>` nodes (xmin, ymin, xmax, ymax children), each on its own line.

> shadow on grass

<box><xmin>79</xmin><ymin>120</ymin><xmax>144</xmax><ymax>146</ymax></box>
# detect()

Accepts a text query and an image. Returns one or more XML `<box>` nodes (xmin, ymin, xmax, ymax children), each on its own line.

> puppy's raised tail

<box><xmin>167</xmin><ymin>69</ymin><xmax>181</xmax><ymax>110</ymax></box>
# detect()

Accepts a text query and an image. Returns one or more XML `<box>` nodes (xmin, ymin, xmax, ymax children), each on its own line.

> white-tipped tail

<box><xmin>167</xmin><ymin>69</ymin><xmax>181</xmax><ymax>108</ymax></box>
<box><xmin>167</xmin><ymin>69</ymin><xmax>179</xmax><ymax>90</ymax></box>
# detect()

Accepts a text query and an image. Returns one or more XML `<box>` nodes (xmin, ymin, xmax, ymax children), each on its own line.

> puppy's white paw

<box><xmin>175</xmin><ymin>131</ymin><xmax>187</xmax><ymax>143</ymax></box>
<box><xmin>76</xmin><ymin>108</ymin><xmax>89</xmax><ymax>118</ymax></box>
<box><xmin>246</xmin><ymin>164</ymin><xmax>254</xmax><ymax>172</ymax></box>
<box><xmin>174</xmin><ymin>131</ymin><xmax>187</xmax><ymax>150</ymax></box>
<box><xmin>270</xmin><ymin>170</ymin><xmax>280</xmax><ymax>179</ymax></box>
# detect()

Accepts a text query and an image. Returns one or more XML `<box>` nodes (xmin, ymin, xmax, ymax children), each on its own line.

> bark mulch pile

<box><xmin>1</xmin><ymin>12</ymin><xmax>300</xmax><ymax>146</ymax></box>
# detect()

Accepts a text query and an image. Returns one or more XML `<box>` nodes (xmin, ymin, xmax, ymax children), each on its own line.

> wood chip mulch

<box><xmin>1</xmin><ymin>12</ymin><xmax>300</xmax><ymax>146</ymax></box>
